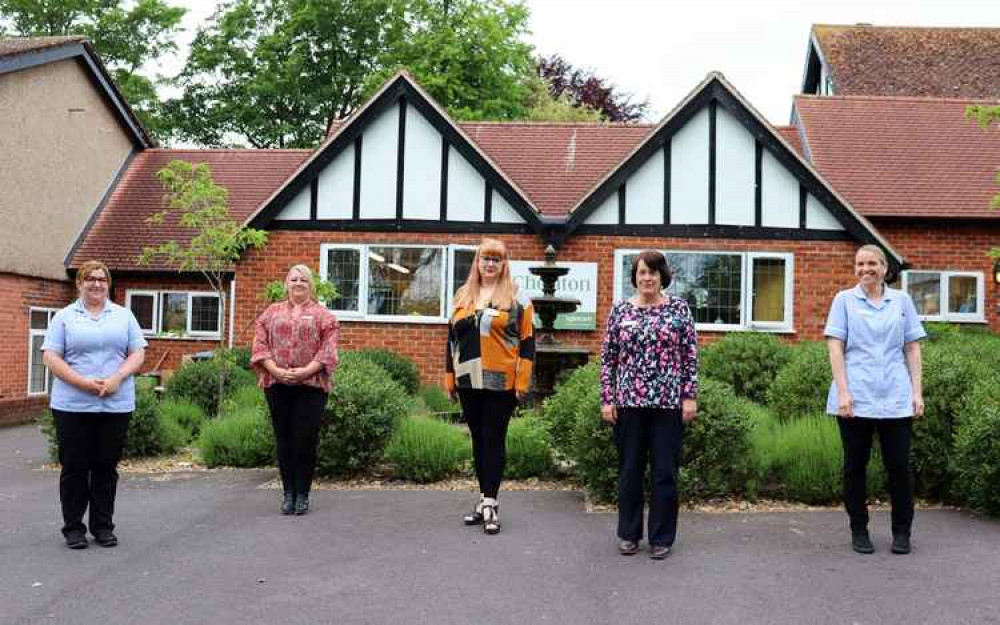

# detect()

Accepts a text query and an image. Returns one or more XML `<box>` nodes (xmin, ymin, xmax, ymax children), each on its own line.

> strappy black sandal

<box><xmin>482</xmin><ymin>499</ymin><xmax>500</xmax><ymax>535</ymax></box>
<box><xmin>464</xmin><ymin>494</ymin><xmax>485</xmax><ymax>525</ymax></box>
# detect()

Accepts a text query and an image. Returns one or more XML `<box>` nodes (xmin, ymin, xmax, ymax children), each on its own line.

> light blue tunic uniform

<box><xmin>41</xmin><ymin>299</ymin><xmax>148</xmax><ymax>413</ymax></box>
<box><xmin>824</xmin><ymin>285</ymin><xmax>926</xmax><ymax>419</ymax></box>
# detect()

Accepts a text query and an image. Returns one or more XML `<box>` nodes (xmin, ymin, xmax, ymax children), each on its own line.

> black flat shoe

<box><xmin>891</xmin><ymin>534</ymin><xmax>911</xmax><ymax>555</ymax></box>
<box><xmin>65</xmin><ymin>532</ymin><xmax>88</xmax><ymax>550</ymax></box>
<box><xmin>93</xmin><ymin>530</ymin><xmax>117</xmax><ymax>547</ymax></box>
<box><xmin>618</xmin><ymin>540</ymin><xmax>638</xmax><ymax>556</ymax></box>
<box><xmin>294</xmin><ymin>493</ymin><xmax>310</xmax><ymax>516</ymax></box>
<box><xmin>852</xmin><ymin>531</ymin><xmax>875</xmax><ymax>554</ymax></box>
<box><xmin>281</xmin><ymin>492</ymin><xmax>295</xmax><ymax>515</ymax></box>
<box><xmin>649</xmin><ymin>545</ymin><xmax>671</xmax><ymax>560</ymax></box>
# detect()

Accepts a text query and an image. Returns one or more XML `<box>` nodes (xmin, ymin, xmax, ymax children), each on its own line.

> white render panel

<box><xmin>402</xmin><ymin>105</ymin><xmax>442</xmax><ymax>220</ymax></box>
<box><xmin>359</xmin><ymin>106</ymin><xmax>398</xmax><ymax>219</ymax></box>
<box><xmin>670</xmin><ymin>108</ymin><xmax>709</xmax><ymax>224</ymax></box>
<box><xmin>317</xmin><ymin>143</ymin><xmax>354</xmax><ymax>219</ymax></box>
<box><xmin>714</xmin><ymin>107</ymin><xmax>755</xmax><ymax>226</ymax></box>
<box><xmin>760</xmin><ymin>150</ymin><xmax>799</xmax><ymax>228</ymax></box>
<box><xmin>624</xmin><ymin>150</ymin><xmax>663</xmax><ymax>224</ymax></box>
<box><xmin>585</xmin><ymin>192</ymin><xmax>619</xmax><ymax>225</ymax></box>
<box><xmin>491</xmin><ymin>190</ymin><xmax>524</xmax><ymax>223</ymax></box>
<box><xmin>273</xmin><ymin>185</ymin><xmax>311</xmax><ymax>220</ymax></box>
<box><xmin>806</xmin><ymin>193</ymin><xmax>844</xmax><ymax>230</ymax></box>
<box><xmin>447</xmin><ymin>147</ymin><xmax>485</xmax><ymax>221</ymax></box>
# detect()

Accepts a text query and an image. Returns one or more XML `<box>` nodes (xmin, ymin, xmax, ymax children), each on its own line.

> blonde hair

<box><xmin>76</xmin><ymin>260</ymin><xmax>111</xmax><ymax>290</ymax></box>
<box><xmin>286</xmin><ymin>264</ymin><xmax>316</xmax><ymax>300</ymax></box>
<box><xmin>453</xmin><ymin>239</ymin><xmax>518</xmax><ymax>310</ymax></box>
<box><xmin>856</xmin><ymin>244</ymin><xmax>888</xmax><ymax>268</ymax></box>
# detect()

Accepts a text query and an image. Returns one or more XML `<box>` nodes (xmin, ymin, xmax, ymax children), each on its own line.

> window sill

<box><xmin>143</xmin><ymin>334</ymin><xmax>222</xmax><ymax>342</ymax></box>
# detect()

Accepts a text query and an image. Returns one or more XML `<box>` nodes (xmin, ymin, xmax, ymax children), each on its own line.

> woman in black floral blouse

<box><xmin>600</xmin><ymin>250</ymin><xmax>698</xmax><ymax>560</ymax></box>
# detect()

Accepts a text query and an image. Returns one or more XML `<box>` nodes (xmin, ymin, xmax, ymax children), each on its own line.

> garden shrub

<box><xmin>700</xmin><ymin>333</ymin><xmax>791</xmax><ymax>404</ymax></box>
<box><xmin>197</xmin><ymin>406</ymin><xmax>276</xmax><ymax>468</ymax></box>
<box><xmin>568</xmin><ymin>392</ymin><xmax>617</xmax><ymax>504</ymax></box>
<box><xmin>214</xmin><ymin>346</ymin><xmax>252</xmax><ymax>370</ymax></box>
<box><xmin>157</xmin><ymin>397</ymin><xmax>206</xmax><ymax>439</ymax></box>
<box><xmin>317</xmin><ymin>358</ymin><xmax>409</xmax><ymax>477</ymax></box>
<box><xmin>418</xmin><ymin>384</ymin><xmax>461</xmax><ymax>419</ymax></box>
<box><xmin>950</xmin><ymin>404</ymin><xmax>1000</xmax><ymax>517</ymax></box>
<box><xmin>541</xmin><ymin>362</ymin><xmax>600</xmax><ymax>457</ymax></box>
<box><xmin>505</xmin><ymin>416</ymin><xmax>555</xmax><ymax>479</ymax></box>
<box><xmin>342</xmin><ymin>349</ymin><xmax>421</xmax><ymax>395</ymax></box>
<box><xmin>225</xmin><ymin>384</ymin><xmax>267</xmax><ymax>416</ymax></box>
<box><xmin>744</xmin><ymin>403</ymin><xmax>780</xmax><ymax>499</ymax></box>
<box><xmin>767</xmin><ymin>341</ymin><xmax>831</xmax><ymax>421</ymax></box>
<box><xmin>124</xmin><ymin>390</ymin><xmax>187</xmax><ymax>458</ymax></box>
<box><xmin>165</xmin><ymin>359</ymin><xmax>256</xmax><ymax>417</ymax></box>
<box><xmin>384</xmin><ymin>416</ymin><xmax>470</xmax><ymax>482</ymax></box>
<box><xmin>679</xmin><ymin>379</ymin><xmax>754</xmax><ymax>500</ymax></box>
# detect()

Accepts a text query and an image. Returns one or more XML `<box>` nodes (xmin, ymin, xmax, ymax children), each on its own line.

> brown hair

<box><xmin>630</xmin><ymin>250</ymin><xmax>672</xmax><ymax>289</ymax></box>
<box><xmin>856</xmin><ymin>244</ymin><xmax>887</xmax><ymax>268</ymax></box>
<box><xmin>76</xmin><ymin>260</ymin><xmax>111</xmax><ymax>290</ymax></box>
<box><xmin>452</xmin><ymin>238</ymin><xmax>518</xmax><ymax>310</ymax></box>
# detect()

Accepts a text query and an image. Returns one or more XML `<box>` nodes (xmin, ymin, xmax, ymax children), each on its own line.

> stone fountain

<box><xmin>529</xmin><ymin>245</ymin><xmax>591</xmax><ymax>403</ymax></box>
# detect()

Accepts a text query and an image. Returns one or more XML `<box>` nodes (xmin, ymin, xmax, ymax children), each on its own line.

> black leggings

<box><xmin>265</xmin><ymin>384</ymin><xmax>327</xmax><ymax>495</ymax></box>
<box><xmin>52</xmin><ymin>409</ymin><xmax>131</xmax><ymax>537</ymax></box>
<box><xmin>458</xmin><ymin>389</ymin><xmax>517</xmax><ymax>499</ymax></box>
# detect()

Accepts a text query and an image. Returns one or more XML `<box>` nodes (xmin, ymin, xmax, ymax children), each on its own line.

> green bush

<box><xmin>341</xmin><ymin>349</ymin><xmax>421</xmax><ymax>395</ymax></box>
<box><xmin>165</xmin><ymin>359</ymin><xmax>256</xmax><ymax>417</ymax></box>
<box><xmin>317</xmin><ymin>358</ymin><xmax>409</xmax><ymax>477</ymax></box>
<box><xmin>418</xmin><ymin>384</ymin><xmax>461</xmax><ymax>419</ymax></box>
<box><xmin>225</xmin><ymin>384</ymin><xmax>267</xmax><ymax>416</ymax></box>
<box><xmin>384</xmin><ymin>416</ymin><xmax>471</xmax><ymax>482</ymax></box>
<box><xmin>568</xmin><ymin>392</ymin><xmax>617</xmax><ymax>504</ymax></box>
<box><xmin>505</xmin><ymin>416</ymin><xmax>555</xmax><ymax>479</ymax></box>
<box><xmin>680</xmin><ymin>379</ymin><xmax>754</xmax><ymax>500</ymax></box>
<box><xmin>541</xmin><ymin>362</ymin><xmax>600</xmax><ymax>457</ymax></box>
<box><xmin>157</xmin><ymin>397</ymin><xmax>206</xmax><ymax>439</ymax></box>
<box><xmin>744</xmin><ymin>402</ymin><xmax>780</xmax><ymax>498</ymax></box>
<box><xmin>767</xmin><ymin>342</ymin><xmax>832</xmax><ymax>421</ymax></box>
<box><xmin>214</xmin><ymin>346</ymin><xmax>252</xmax><ymax>370</ymax></box>
<box><xmin>700</xmin><ymin>333</ymin><xmax>791</xmax><ymax>404</ymax></box>
<box><xmin>124</xmin><ymin>390</ymin><xmax>187</xmax><ymax>458</ymax></box>
<box><xmin>951</xmin><ymin>404</ymin><xmax>1000</xmax><ymax>516</ymax></box>
<box><xmin>197</xmin><ymin>406</ymin><xmax>276</xmax><ymax>468</ymax></box>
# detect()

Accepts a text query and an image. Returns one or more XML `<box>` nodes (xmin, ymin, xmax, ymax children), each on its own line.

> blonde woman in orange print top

<box><xmin>251</xmin><ymin>265</ymin><xmax>339</xmax><ymax>516</ymax></box>
<box><xmin>445</xmin><ymin>239</ymin><xmax>534</xmax><ymax>535</ymax></box>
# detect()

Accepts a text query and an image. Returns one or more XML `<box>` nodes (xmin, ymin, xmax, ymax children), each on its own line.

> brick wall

<box><xmin>0</xmin><ymin>273</ymin><xmax>75</xmax><ymax>426</ymax></box>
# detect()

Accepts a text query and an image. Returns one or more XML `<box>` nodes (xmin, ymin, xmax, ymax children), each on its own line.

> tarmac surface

<box><xmin>1</xmin><ymin>422</ymin><xmax>999</xmax><ymax>625</ymax></box>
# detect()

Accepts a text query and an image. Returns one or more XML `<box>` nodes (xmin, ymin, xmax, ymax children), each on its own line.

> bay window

<box><xmin>126</xmin><ymin>291</ymin><xmax>222</xmax><ymax>338</ymax></box>
<box><xmin>902</xmin><ymin>270</ymin><xmax>984</xmax><ymax>322</ymax></box>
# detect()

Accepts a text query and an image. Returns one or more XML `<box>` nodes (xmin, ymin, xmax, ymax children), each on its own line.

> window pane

<box><xmin>160</xmin><ymin>293</ymin><xmax>187</xmax><ymax>334</ymax></box>
<box><xmin>367</xmin><ymin>246</ymin><xmax>443</xmax><ymax>317</ymax></box>
<box><xmin>906</xmin><ymin>272</ymin><xmax>941</xmax><ymax>315</ymax></box>
<box><xmin>752</xmin><ymin>258</ymin><xmax>786</xmax><ymax>323</ymax></box>
<box><xmin>667</xmin><ymin>253</ymin><xmax>742</xmax><ymax>325</ymax></box>
<box><xmin>30</xmin><ymin>334</ymin><xmax>47</xmax><ymax>393</ymax></box>
<box><xmin>948</xmin><ymin>276</ymin><xmax>979</xmax><ymax>315</ymax></box>
<box><xmin>452</xmin><ymin>250</ymin><xmax>476</xmax><ymax>295</ymax></box>
<box><xmin>619</xmin><ymin>253</ymin><xmax>639</xmax><ymax>301</ymax></box>
<box><xmin>30</xmin><ymin>310</ymin><xmax>50</xmax><ymax>330</ymax></box>
<box><xmin>129</xmin><ymin>294</ymin><xmax>155</xmax><ymax>331</ymax></box>
<box><xmin>190</xmin><ymin>296</ymin><xmax>220</xmax><ymax>333</ymax></box>
<box><xmin>325</xmin><ymin>248</ymin><xmax>361</xmax><ymax>311</ymax></box>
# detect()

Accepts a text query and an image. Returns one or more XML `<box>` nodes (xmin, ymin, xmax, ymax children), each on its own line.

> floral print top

<box><xmin>250</xmin><ymin>300</ymin><xmax>340</xmax><ymax>393</ymax></box>
<box><xmin>600</xmin><ymin>297</ymin><xmax>699</xmax><ymax>408</ymax></box>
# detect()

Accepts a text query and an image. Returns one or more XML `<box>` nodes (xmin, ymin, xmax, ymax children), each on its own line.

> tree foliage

<box><xmin>536</xmin><ymin>53</ymin><xmax>650</xmax><ymax>123</ymax></box>
<box><xmin>0</xmin><ymin>0</ymin><xmax>186</xmax><ymax>139</ymax></box>
<box><xmin>965</xmin><ymin>104</ymin><xmax>1000</xmax><ymax>260</ymax></box>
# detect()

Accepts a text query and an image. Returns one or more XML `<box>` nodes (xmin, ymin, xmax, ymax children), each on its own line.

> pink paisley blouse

<box><xmin>250</xmin><ymin>300</ymin><xmax>340</xmax><ymax>393</ymax></box>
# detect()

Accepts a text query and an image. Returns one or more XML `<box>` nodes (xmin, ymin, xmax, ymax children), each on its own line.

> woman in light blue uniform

<box><xmin>825</xmin><ymin>244</ymin><xmax>925</xmax><ymax>556</ymax></box>
<box><xmin>42</xmin><ymin>261</ymin><xmax>146</xmax><ymax>549</ymax></box>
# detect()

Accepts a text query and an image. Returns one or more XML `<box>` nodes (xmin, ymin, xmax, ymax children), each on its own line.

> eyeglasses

<box><xmin>479</xmin><ymin>256</ymin><xmax>504</xmax><ymax>265</ymax></box>
<box><xmin>83</xmin><ymin>277</ymin><xmax>108</xmax><ymax>284</ymax></box>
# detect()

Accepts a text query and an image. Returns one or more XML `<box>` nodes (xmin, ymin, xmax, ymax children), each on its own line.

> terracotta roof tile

<box><xmin>774</xmin><ymin>125</ymin><xmax>803</xmax><ymax>155</ymax></box>
<box><xmin>813</xmin><ymin>25</ymin><xmax>1000</xmax><ymax>98</ymax></box>
<box><xmin>69</xmin><ymin>149</ymin><xmax>311</xmax><ymax>271</ymax></box>
<box><xmin>794</xmin><ymin>94</ymin><xmax>1000</xmax><ymax>219</ymax></box>
<box><xmin>0</xmin><ymin>36</ymin><xmax>86</xmax><ymax>60</ymax></box>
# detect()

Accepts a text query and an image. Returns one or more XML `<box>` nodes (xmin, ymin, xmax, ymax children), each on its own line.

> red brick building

<box><xmin>3</xmin><ymin>26</ymin><xmax>998</xmax><ymax>423</ymax></box>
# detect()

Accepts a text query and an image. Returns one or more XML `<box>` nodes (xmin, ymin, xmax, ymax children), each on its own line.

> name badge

<box><xmin>621</xmin><ymin>320</ymin><xmax>638</xmax><ymax>328</ymax></box>
<box><xmin>483</xmin><ymin>308</ymin><xmax>499</xmax><ymax>317</ymax></box>
<box><xmin>301</xmin><ymin>315</ymin><xmax>314</xmax><ymax>320</ymax></box>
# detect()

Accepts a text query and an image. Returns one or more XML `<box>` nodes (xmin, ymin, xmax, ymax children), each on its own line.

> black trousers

<box><xmin>265</xmin><ymin>384</ymin><xmax>327</xmax><ymax>495</ymax></box>
<box><xmin>613</xmin><ymin>407</ymin><xmax>684</xmax><ymax>547</ymax></box>
<box><xmin>837</xmin><ymin>416</ymin><xmax>914</xmax><ymax>536</ymax></box>
<box><xmin>52</xmin><ymin>409</ymin><xmax>131</xmax><ymax>537</ymax></box>
<box><xmin>458</xmin><ymin>389</ymin><xmax>517</xmax><ymax>499</ymax></box>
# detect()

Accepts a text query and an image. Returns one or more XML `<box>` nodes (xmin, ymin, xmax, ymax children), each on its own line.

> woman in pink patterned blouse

<box><xmin>251</xmin><ymin>265</ymin><xmax>340</xmax><ymax>516</ymax></box>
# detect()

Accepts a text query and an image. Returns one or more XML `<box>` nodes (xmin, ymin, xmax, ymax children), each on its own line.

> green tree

<box><xmin>966</xmin><ymin>104</ymin><xmax>1000</xmax><ymax>260</ymax></box>
<box><xmin>138</xmin><ymin>160</ymin><xmax>268</xmax><ymax>414</ymax></box>
<box><xmin>0</xmin><ymin>0</ymin><xmax>186</xmax><ymax>139</ymax></box>
<box><xmin>522</xmin><ymin>73</ymin><xmax>601</xmax><ymax>122</ymax></box>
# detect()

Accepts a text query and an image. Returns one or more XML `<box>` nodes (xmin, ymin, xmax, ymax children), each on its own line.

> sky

<box><xmin>158</xmin><ymin>0</ymin><xmax>999</xmax><ymax>126</ymax></box>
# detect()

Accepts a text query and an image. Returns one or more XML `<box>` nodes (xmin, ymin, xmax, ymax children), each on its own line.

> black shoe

<box><xmin>294</xmin><ymin>493</ymin><xmax>310</xmax><ymax>516</ymax></box>
<box><xmin>852</xmin><ymin>531</ymin><xmax>875</xmax><ymax>554</ymax></box>
<box><xmin>891</xmin><ymin>534</ymin><xmax>911</xmax><ymax>555</ymax></box>
<box><xmin>65</xmin><ymin>532</ymin><xmax>88</xmax><ymax>550</ymax></box>
<box><xmin>618</xmin><ymin>540</ymin><xmax>639</xmax><ymax>556</ymax></box>
<box><xmin>281</xmin><ymin>492</ymin><xmax>295</xmax><ymax>515</ymax></box>
<box><xmin>649</xmin><ymin>545</ymin><xmax>672</xmax><ymax>560</ymax></box>
<box><xmin>93</xmin><ymin>530</ymin><xmax>118</xmax><ymax>548</ymax></box>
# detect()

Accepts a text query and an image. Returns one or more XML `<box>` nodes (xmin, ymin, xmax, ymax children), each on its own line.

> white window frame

<box><xmin>27</xmin><ymin>307</ymin><xmax>58</xmax><ymax>396</ymax></box>
<box><xmin>320</xmin><ymin>243</ymin><xmax>451</xmax><ymax>324</ymax></box>
<box><xmin>613</xmin><ymin>249</ymin><xmax>795</xmax><ymax>333</ymax></box>
<box><xmin>447</xmin><ymin>244</ymin><xmax>479</xmax><ymax>313</ymax></box>
<box><xmin>125</xmin><ymin>290</ymin><xmax>222</xmax><ymax>339</ymax></box>
<box><xmin>901</xmin><ymin>270</ymin><xmax>986</xmax><ymax>324</ymax></box>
